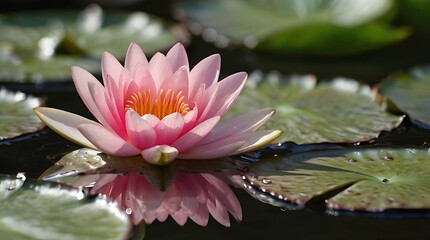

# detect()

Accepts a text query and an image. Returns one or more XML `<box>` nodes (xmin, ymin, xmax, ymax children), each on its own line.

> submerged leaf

<box><xmin>0</xmin><ymin>174</ymin><xmax>130</xmax><ymax>240</ymax></box>
<box><xmin>177</xmin><ymin>0</ymin><xmax>408</xmax><ymax>55</ymax></box>
<box><xmin>227</xmin><ymin>71</ymin><xmax>404</xmax><ymax>144</ymax></box>
<box><xmin>0</xmin><ymin>88</ymin><xmax>44</xmax><ymax>140</ymax></box>
<box><xmin>244</xmin><ymin>147</ymin><xmax>430</xmax><ymax>212</ymax></box>
<box><xmin>378</xmin><ymin>66</ymin><xmax>430</xmax><ymax>128</ymax></box>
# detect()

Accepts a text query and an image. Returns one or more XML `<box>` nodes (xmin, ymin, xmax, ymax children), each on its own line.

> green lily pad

<box><xmin>0</xmin><ymin>88</ymin><xmax>44</xmax><ymax>140</ymax></box>
<box><xmin>397</xmin><ymin>0</ymin><xmax>430</xmax><ymax>35</ymax></box>
<box><xmin>378</xmin><ymin>66</ymin><xmax>430</xmax><ymax>128</ymax></box>
<box><xmin>0</xmin><ymin>5</ymin><xmax>187</xmax><ymax>82</ymax></box>
<box><xmin>66</xmin><ymin>5</ymin><xmax>188</xmax><ymax>59</ymax></box>
<box><xmin>0</xmin><ymin>173</ymin><xmax>130</xmax><ymax>240</ymax></box>
<box><xmin>0</xmin><ymin>56</ymin><xmax>100</xmax><ymax>83</ymax></box>
<box><xmin>244</xmin><ymin>147</ymin><xmax>430</xmax><ymax>212</ymax></box>
<box><xmin>228</xmin><ymin>71</ymin><xmax>404</xmax><ymax>144</ymax></box>
<box><xmin>177</xmin><ymin>0</ymin><xmax>409</xmax><ymax>55</ymax></box>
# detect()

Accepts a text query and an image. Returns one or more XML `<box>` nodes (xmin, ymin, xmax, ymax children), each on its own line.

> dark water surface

<box><xmin>2</xmin><ymin>1</ymin><xmax>430</xmax><ymax>239</ymax></box>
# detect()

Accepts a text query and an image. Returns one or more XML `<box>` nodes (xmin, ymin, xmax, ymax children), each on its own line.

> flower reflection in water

<box><xmin>41</xmin><ymin>148</ymin><xmax>243</xmax><ymax>227</ymax></box>
<box><xmin>83</xmin><ymin>172</ymin><xmax>241</xmax><ymax>227</ymax></box>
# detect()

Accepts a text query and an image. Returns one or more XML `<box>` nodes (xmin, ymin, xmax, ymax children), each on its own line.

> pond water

<box><xmin>2</xmin><ymin>0</ymin><xmax>430</xmax><ymax>239</ymax></box>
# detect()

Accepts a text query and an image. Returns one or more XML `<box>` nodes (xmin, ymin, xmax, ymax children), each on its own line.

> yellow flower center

<box><xmin>125</xmin><ymin>89</ymin><xmax>190</xmax><ymax>119</ymax></box>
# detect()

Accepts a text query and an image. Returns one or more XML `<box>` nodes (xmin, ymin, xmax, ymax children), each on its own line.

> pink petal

<box><xmin>101</xmin><ymin>51</ymin><xmax>124</xmax><ymax>87</ymax></box>
<box><xmin>172</xmin><ymin>116</ymin><xmax>220</xmax><ymax>152</ymax></box>
<box><xmin>129</xmin><ymin>65</ymin><xmax>156</xmax><ymax>95</ymax></box>
<box><xmin>142</xmin><ymin>114</ymin><xmax>161</xmax><ymax>128</ymax></box>
<box><xmin>160</xmin><ymin>66</ymin><xmax>189</xmax><ymax>100</ymax></box>
<box><xmin>202</xmin><ymin>72</ymin><xmax>247</xmax><ymax>120</ymax></box>
<box><xmin>155</xmin><ymin>113</ymin><xmax>184</xmax><ymax>145</ymax></box>
<box><xmin>178</xmin><ymin>141</ymin><xmax>244</xmax><ymax>159</ymax></box>
<box><xmin>125</xmin><ymin>110</ymin><xmax>156</xmax><ymax>149</ymax></box>
<box><xmin>195</xmin><ymin>83</ymin><xmax>219</xmax><ymax>122</ymax></box>
<box><xmin>188</xmin><ymin>54</ymin><xmax>220</xmax><ymax>99</ymax></box>
<box><xmin>208</xmin><ymin>197</ymin><xmax>230</xmax><ymax>227</ymax></box>
<box><xmin>91</xmin><ymin>174</ymin><xmax>117</xmax><ymax>192</ymax></box>
<box><xmin>174</xmin><ymin>174</ymin><xmax>201</xmax><ymax>214</ymax></box>
<box><xmin>166</xmin><ymin>43</ymin><xmax>189</xmax><ymax>72</ymax></box>
<box><xmin>149</xmin><ymin>52</ymin><xmax>173</xmax><ymax>91</ymax></box>
<box><xmin>113</xmin><ymin>68</ymin><xmax>132</xmax><ymax>123</ymax></box>
<box><xmin>189</xmin><ymin>203</ymin><xmax>209</xmax><ymax>226</ymax></box>
<box><xmin>88</xmin><ymin>82</ymin><xmax>126</xmax><ymax>138</ymax></box>
<box><xmin>135</xmin><ymin>175</ymin><xmax>165</xmax><ymax>210</ymax></box>
<box><xmin>181</xmin><ymin>107</ymin><xmax>198</xmax><ymax>134</ymax></box>
<box><xmin>125</xmin><ymin>42</ymin><xmax>148</xmax><ymax>71</ymax></box>
<box><xmin>232</xmin><ymin>130</ymin><xmax>282</xmax><ymax>155</ymax></box>
<box><xmin>203</xmin><ymin>174</ymin><xmax>242</xmax><ymax>222</ymax></box>
<box><xmin>190</xmin><ymin>83</ymin><xmax>205</xmax><ymax>110</ymax></box>
<box><xmin>171</xmin><ymin>209</ymin><xmax>188</xmax><ymax>226</ymax></box>
<box><xmin>34</xmin><ymin>107</ymin><xmax>96</xmax><ymax>149</ymax></box>
<box><xmin>78</xmin><ymin>123</ymin><xmax>141</xmax><ymax>156</ymax></box>
<box><xmin>141</xmin><ymin>145</ymin><xmax>178</xmax><ymax>165</ymax></box>
<box><xmin>200</xmin><ymin>108</ymin><xmax>275</xmax><ymax>145</ymax></box>
<box><xmin>195</xmin><ymin>129</ymin><xmax>282</xmax><ymax>157</ymax></box>
<box><xmin>71</xmin><ymin>66</ymin><xmax>109</xmax><ymax>128</ymax></box>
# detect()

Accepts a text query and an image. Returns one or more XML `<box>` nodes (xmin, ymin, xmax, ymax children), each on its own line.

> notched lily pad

<box><xmin>177</xmin><ymin>0</ymin><xmax>409</xmax><ymax>55</ymax></box>
<box><xmin>0</xmin><ymin>88</ymin><xmax>44</xmax><ymax>140</ymax></box>
<box><xmin>228</xmin><ymin>71</ymin><xmax>404</xmax><ymax>144</ymax></box>
<box><xmin>0</xmin><ymin>173</ymin><xmax>130</xmax><ymax>240</ymax></box>
<box><xmin>378</xmin><ymin>66</ymin><xmax>430</xmax><ymax>128</ymax></box>
<box><xmin>244</xmin><ymin>147</ymin><xmax>430</xmax><ymax>213</ymax></box>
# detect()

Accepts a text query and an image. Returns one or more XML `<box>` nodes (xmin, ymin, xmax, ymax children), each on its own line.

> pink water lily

<box><xmin>34</xmin><ymin>43</ymin><xmax>281</xmax><ymax>165</ymax></box>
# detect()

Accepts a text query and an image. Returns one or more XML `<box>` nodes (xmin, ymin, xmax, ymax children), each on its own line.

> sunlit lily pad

<box><xmin>0</xmin><ymin>88</ymin><xmax>44</xmax><ymax>140</ymax></box>
<box><xmin>244</xmin><ymin>147</ymin><xmax>430</xmax><ymax>213</ymax></box>
<box><xmin>228</xmin><ymin>71</ymin><xmax>404</xmax><ymax>144</ymax></box>
<box><xmin>0</xmin><ymin>5</ymin><xmax>187</xmax><ymax>82</ymax></box>
<box><xmin>0</xmin><ymin>174</ymin><xmax>130</xmax><ymax>239</ymax></box>
<box><xmin>177</xmin><ymin>0</ymin><xmax>409</xmax><ymax>55</ymax></box>
<box><xmin>378</xmin><ymin>66</ymin><xmax>430</xmax><ymax>128</ymax></box>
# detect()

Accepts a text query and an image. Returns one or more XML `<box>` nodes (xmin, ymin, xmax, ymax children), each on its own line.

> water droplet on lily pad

<box><xmin>244</xmin><ymin>147</ymin><xmax>430</xmax><ymax>214</ymax></box>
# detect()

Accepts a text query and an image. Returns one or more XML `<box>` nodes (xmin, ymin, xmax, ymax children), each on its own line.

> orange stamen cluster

<box><xmin>125</xmin><ymin>89</ymin><xmax>190</xmax><ymax>119</ymax></box>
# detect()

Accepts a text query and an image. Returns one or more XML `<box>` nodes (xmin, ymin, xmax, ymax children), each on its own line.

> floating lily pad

<box><xmin>177</xmin><ymin>0</ymin><xmax>409</xmax><ymax>55</ymax></box>
<box><xmin>228</xmin><ymin>71</ymin><xmax>404</xmax><ymax>144</ymax></box>
<box><xmin>0</xmin><ymin>56</ymin><xmax>100</xmax><ymax>83</ymax></box>
<box><xmin>0</xmin><ymin>88</ymin><xmax>44</xmax><ymax>140</ymax></box>
<box><xmin>244</xmin><ymin>147</ymin><xmax>430</xmax><ymax>213</ymax></box>
<box><xmin>0</xmin><ymin>174</ymin><xmax>130</xmax><ymax>239</ymax></box>
<box><xmin>378</xmin><ymin>66</ymin><xmax>430</xmax><ymax>128</ymax></box>
<box><xmin>0</xmin><ymin>5</ymin><xmax>187</xmax><ymax>82</ymax></box>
